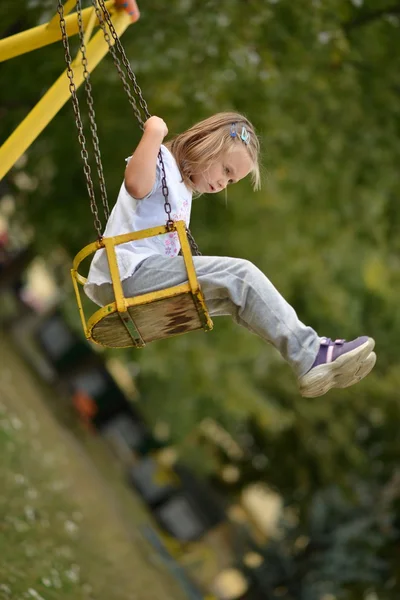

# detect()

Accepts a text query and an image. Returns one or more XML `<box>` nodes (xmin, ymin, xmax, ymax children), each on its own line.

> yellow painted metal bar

<box><xmin>71</xmin><ymin>268</ymin><xmax>90</xmax><ymax>338</ymax></box>
<box><xmin>103</xmin><ymin>237</ymin><xmax>127</xmax><ymax>314</ymax></box>
<box><xmin>0</xmin><ymin>1</ymin><xmax>116</xmax><ymax>62</ymax></box>
<box><xmin>109</xmin><ymin>224</ymin><xmax>174</xmax><ymax>245</ymax></box>
<box><xmin>176</xmin><ymin>221</ymin><xmax>213</xmax><ymax>330</ymax></box>
<box><xmin>176</xmin><ymin>221</ymin><xmax>200</xmax><ymax>294</ymax></box>
<box><xmin>72</xmin><ymin>238</ymin><xmax>104</xmax><ymax>272</ymax></box>
<box><xmin>0</xmin><ymin>9</ymin><xmax>131</xmax><ymax>181</ymax></box>
<box><xmin>125</xmin><ymin>284</ymin><xmax>192</xmax><ymax>305</ymax></box>
<box><xmin>72</xmin><ymin>224</ymin><xmax>182</xmax><ymax>280</ymax></box>
<box><xmin>76</xmin><ymin>273</ymin><xmax>88</xmax><ymax>286</ymax></box>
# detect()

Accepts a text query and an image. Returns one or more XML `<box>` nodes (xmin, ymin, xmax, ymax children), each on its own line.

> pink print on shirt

<box><xmin>164</xmin><ymin>199</ymin><xmax>190</xmax><ymax>256</ymax></box>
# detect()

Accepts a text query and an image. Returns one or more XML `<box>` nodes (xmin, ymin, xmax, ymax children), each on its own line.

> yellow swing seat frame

<box><xmin>72</xmin><ymin>221</ymin><xmax>213</xmax><ymax>349</ymax></box>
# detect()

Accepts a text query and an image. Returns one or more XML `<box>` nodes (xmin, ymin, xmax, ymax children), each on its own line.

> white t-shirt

<box><xmin>84</xmin><ymin>145</ymin><xmax>192</xmax><ymax>303</ymax></box>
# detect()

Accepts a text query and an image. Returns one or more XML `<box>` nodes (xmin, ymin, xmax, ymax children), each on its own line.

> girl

<box><xmin>84</xmin><ymin>112</ymin><xmax>376</xmax><ymax>398</ymax></box>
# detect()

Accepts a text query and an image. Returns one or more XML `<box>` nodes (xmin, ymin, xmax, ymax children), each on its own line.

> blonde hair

<box><xmin>166</xmin><ymin>112</ymin><xmax>261</xmax><ymax>192</ymax></box>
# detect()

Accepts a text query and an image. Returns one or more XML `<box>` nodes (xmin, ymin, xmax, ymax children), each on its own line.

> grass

<box><xmin>0</xmin><ymin>332</ymin><xmax>188</xmax><ymax>600</ymax></box>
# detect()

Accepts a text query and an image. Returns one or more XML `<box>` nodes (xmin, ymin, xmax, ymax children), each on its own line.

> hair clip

<box><xmin>230</xmin><ymin>123</ymin><xmax>250</xmax><ymax>145</ymax></box>
<box><xmin>240</xmin><ymin>126</ymin><xmax>250</xmax><ymax>145</ymax></box>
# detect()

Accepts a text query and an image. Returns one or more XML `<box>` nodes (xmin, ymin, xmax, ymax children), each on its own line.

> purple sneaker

<box><xmin>298</xmin><ymin>336</ymin><xmax>376</xmax><ymax>398</ymax></box>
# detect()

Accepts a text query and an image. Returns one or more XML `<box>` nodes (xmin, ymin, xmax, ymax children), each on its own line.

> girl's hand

<box><xmin>144</xmin><ymin>116</ymin><xmax>168</xmax><ymax>140</ymax></box>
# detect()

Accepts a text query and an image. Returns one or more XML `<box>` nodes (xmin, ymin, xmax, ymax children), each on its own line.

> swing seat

<box><xmin>71</xmin><ymin>220</ymin><xmax>213</xmax><ymax>348</ymax></box>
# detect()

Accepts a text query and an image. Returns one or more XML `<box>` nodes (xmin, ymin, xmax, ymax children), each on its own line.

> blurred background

<box><xmin>1</xmin><ymin>1</ymin><xmax>400</xmax><ymax>599</ymax></box>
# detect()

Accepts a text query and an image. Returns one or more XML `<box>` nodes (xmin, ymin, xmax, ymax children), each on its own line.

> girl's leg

<box><xmin>91</xmin><ymin>254</ymin><xmax>375</xmax><ymax>396</ymax></box>
<box><xmin>93</xmin><ymin>254</ymin><xmax>319</xmax><ymax>377</ymax></box>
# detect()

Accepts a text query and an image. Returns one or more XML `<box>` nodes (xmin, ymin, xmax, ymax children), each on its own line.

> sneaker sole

<box><xmin>335</xmin><ymin>351</ymin><xmax>376</xmax><ymax>389</ymax></box>
<box><xmin>299</xmin><ymin>337</ymin><xmax>376</xmax><ymax>398</ymax></box>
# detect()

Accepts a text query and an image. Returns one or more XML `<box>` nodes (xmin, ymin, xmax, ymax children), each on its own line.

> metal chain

<box><xmin>57</xmin><ymin>0</ymin><xmax>103</xmax><ymax>239</ymax></box>
<box><xmin>76</xmin><ymin>0</ymin><xmax>110</xmax><ymax>220</ymax></box>
<box><xmin>94</xmin><ymin>0</ymin><xmax>201</xmax><ymax>255</ymax></box>
<box><xmin>90</xmin><ymin>1</ymin><xmax>145</xmax><ymax>126</ymax></box>
<box><xmin>159</xmin><ymin>156</ymin><xmax>173</xmax><ymax>228</ymax></box>
<box><xmin>96</xmin><ymin>0</ymin><xmax>151</xmax><ymax>121</ymax></box>
<box><xmin>185</xmin><ymin>226</ymin><xmax>202</xmax><ymax>256</ymax></box>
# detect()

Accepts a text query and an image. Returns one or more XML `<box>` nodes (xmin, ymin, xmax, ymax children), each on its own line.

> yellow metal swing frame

<box><xmin>1</xmin><ymin>0</ymin><xmax>213</xmax><ymax>348</ymax></box>
<box><xmin>0</xmin><ymin>0</ymin><xmax>134</xmax><ymax>180</ymax></box>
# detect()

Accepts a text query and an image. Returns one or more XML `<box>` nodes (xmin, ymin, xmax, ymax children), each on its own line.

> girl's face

<box><xmin>190</xmin><ymin>145</ymin><xmax>253</xmax><ymax>194</ymax></box>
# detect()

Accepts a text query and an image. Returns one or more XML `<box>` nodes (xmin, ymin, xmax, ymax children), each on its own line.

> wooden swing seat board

<box><xmin>71</xmin><ymin>220</ymin><xmax>213</xmax><ymax>349</ymax></box>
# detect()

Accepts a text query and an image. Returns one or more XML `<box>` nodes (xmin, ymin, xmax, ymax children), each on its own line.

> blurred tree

<box><xmin>240</xmin><ymin>484</ymin><xmax>398</xmax><ymax>599</ymax></box>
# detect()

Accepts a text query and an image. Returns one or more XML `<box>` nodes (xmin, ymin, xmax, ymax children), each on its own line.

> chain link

<box><xmin>77</xmin><ymin>0</ymin><xmax>110</xmax><ymax>221</ymax></box>
<box><xmin>185</xmin><ymin>226</ymin><xmax>202</xmax><ymax>256</ymax></box>
<box><xmin>57</xmin><ymin>0</ymin><xmax>103</xmax><ymax>239</ymax></box>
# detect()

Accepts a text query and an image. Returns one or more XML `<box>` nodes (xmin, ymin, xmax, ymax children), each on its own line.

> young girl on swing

<box><xmin>84</xmin><ymin>112</ymin><xmax>376</xmax><ymax>398</ymax></box>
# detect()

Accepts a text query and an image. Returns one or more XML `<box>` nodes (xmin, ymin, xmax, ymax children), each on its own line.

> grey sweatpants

<box><xmin>90</xmin><ymin>255</ymin><xmax>319</xmax><ymax>377</ymax></box>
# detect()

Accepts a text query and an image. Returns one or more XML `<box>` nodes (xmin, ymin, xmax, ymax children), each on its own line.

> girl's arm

<box><xmin>124</xmin><ymin>116</ymin><xmax>168</xmax><ymax>199</ymax></box>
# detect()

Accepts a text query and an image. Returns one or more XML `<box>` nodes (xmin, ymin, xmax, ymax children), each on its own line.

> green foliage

<box><xmin>244</xmin><ymin>484</ymin><xmax>397</xmax><ymax>599</ymax></box>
